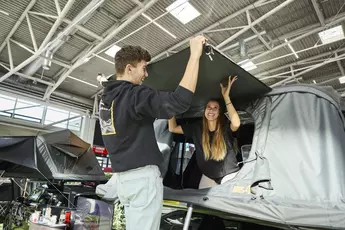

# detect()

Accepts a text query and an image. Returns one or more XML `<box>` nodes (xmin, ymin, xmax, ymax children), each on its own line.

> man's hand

<box><xmin>189</xmin><ymin>35</ymin><xmax>207</xmax><ymax>59</ymax></box>
<box><xmin>220</xmin><ymin>75</ymin><xmax>237</xmax><ymax>100</ymax></box>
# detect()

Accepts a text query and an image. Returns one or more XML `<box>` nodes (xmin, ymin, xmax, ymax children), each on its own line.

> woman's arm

<box><xmin>221</xmin><ymin>76</ymin><xmax>241</xmax><ymax>132</ymax></box>
<box><xmin>225</xmin><ymin>99</ymin><xmax>240</xmax><ymax>132</ymax></box>
<box><xmin>168</xmin><ymin>116</ymin><xmax>184</xmax><ymax>134</ymax></box>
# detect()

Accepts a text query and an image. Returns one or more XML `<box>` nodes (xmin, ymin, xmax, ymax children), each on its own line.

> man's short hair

<box><xmin>115</xmin><ymin>45</ymin><xmax>151</xmax><ymax>76</ymax></box>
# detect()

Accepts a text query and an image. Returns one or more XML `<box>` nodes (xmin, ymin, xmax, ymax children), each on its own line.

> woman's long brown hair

<box><xmin>201</xmin><ymin>100</ymin><xmax>227</xmax><ymax>161</ymax></box>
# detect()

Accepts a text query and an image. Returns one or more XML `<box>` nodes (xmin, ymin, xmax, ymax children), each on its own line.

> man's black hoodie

<box><xmin>99</xmin><ymin>80</ymin><xmax>193</xmax><ymax>172</ymax></box>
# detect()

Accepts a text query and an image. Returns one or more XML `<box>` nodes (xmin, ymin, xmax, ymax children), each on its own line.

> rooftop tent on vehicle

<box><xmin>145</xmin><ymin>47</ymin><xmax>345</xmax><ymax>229</ymax></box>
<box><xmin>0</xmin><ymin>130</ymin><xmax>106</xmax><ymax>181</ymax></box>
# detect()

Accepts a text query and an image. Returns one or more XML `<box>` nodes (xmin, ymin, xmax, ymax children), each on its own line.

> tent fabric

<box><xmin>42</xmin><ymin>129</ymin><xmax>90</xmax><ymax>158</ymax></box>
<box><xmin>145</xmin><ymin>45</ymin><xmax>271</xmax><ymax>117</ymax></box>
<box><xmin>161</xmin><ymin>84</ymin><xmax>345</xmax><ymax>229</ymax></box>
<box><xmin>154</xmin><ymin>119</ymin><xmax>174</xmax><ymax>178</ymax></box>
<box><xmin>0</xmin><ymin>130</ymin><xmax>105</xmax><ymax>181</ymax></box>
<box><xmin>0</xmin><ymin>136</ymin><xmax>37</xmax><ymax>170</ymax></box>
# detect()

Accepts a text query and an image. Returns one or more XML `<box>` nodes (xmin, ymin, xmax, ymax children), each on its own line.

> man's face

<box><xmin>129</xmin><ymin>60</ymin><xmax>148</xmax><ymax>85</ymax></box>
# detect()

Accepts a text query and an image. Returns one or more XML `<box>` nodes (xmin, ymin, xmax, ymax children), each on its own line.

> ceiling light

<box><xmin>43</xmin><ymin>50</ymin><xmax>53</xmax><ymax>70</ymax></box>
<box><xmin>318</xmin><ymin>25</ymin><xmax>345</xmax><ymax>44</ymax></box>
<box><xmin>285</xmin><ymin>39</ymin><xmax>299</xmax><ymax>59</ymax></box>
<box><xmin>142</xmin><ymin>13</ymin><xmax>177</xmax><ymax>39</ymax></box>
<box><xmin>166</xmin><ymin>0</ymin><xmax>201</xmax><ymax>24</ymax></box>
<box><xmin>68</xmin><ymin>75</ymin><xmax>98</xmax><ymax>88</ymax></box>
<box><xmin>0</xmin><ymin>10</ymin><xmax>9</xmax><ymax>16</ymax></box>
<box><xmin>105</xmin><ymin>44</ymin><xmax>121</xmax><ymax>58</ymax></box>
<box><xmin>238</xmin><ymin>59</ymin><xmax>257</xmax><ymax>71</ymax></box>
<box><xmin>339</xmin><ymin>76</ymin><xmax>345</xmax><ymax>84</ymax></box>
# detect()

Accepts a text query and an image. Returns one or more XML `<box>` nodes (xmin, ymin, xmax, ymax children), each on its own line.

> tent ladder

<box><xmin>183</xmin><ymin>204</ymin><xmax>193</xmax><ymax>230</ymax></box>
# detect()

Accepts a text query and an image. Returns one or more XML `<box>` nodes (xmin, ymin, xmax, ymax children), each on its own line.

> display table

<box><xmin>28</xmin><ymin>221</ymin><xmax>66</xmax><ymax>230</ymax></box>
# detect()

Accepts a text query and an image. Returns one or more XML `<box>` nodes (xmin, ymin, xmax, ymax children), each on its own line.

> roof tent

<box><xmin>0</xmin><ymin>130</ymin><xmax>106</xmax><ymax>181</ymax></box>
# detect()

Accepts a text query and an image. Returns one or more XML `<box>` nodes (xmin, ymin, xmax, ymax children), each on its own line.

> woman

<box><xmin>168</xmin><ymin>76</ymin><xmax>241</xmax><ymax>188</ymax></box>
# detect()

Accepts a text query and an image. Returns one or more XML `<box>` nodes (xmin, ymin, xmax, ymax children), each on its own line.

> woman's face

<box><xmin>204</xmin><ymin>101</ymin><xmax>220</xmax><ymax>121</ymax></box>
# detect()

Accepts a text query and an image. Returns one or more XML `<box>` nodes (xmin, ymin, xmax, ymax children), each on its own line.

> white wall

<box><xmin>80</xmin><ymin>116</ymin><xmax>96</xmax><ymax>144</ymax></box>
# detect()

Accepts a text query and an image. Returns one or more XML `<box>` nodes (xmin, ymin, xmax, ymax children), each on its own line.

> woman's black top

<box><xmin>181</xmin><ymin>120</ymin><xmax>240</xmax><ymax>182</ymax></box>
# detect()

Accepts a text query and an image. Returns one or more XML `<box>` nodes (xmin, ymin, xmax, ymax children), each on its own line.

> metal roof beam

<box><xmin>21</xmin><ymin>0</ymin><xmax>104</xmax><ymax>79</ymax></box>
<box><xmin>336</xmin><ymin>53</ymin><xmax>345</xmax><ymax>76</ymax></box>
<box><xmin>130</xmin><ymin>0</ymin><xmax>145</xmax><ymax>8</ymax></box>
<box><xmin>254</xmin><ymin>37</ymin><xmax>345</xmax><ymax>67</ymax></box>
<box><xmin>222</xmin><ymin>32</ymin><xmax>267</xmax><ymax>52</ymax></box>
<box><xmin>151</xmin><ymin>0</ymin><xmax>269</xmax><ymax>62</ymax></box>
<box><xmin>257</xmin><ymin>47</ymin><xmax>345</xmax><ymax>77</ymax></box>
<box><xmin>0</xmin><ymin>61</ymin><xmax>55</xmax><ymax>86</ymax></box>
<box><xmin>43</xmin><ymin>0</ymin><xmax>152</xmax><ymax>97</ymax></box>
<box><xmin>317</xmin><ymin>74</ymin><xmax>342</xmax><ymax>86</ymax></box>
<box><xmin>310</xmin><ymin>0</ymin><xmax>325</xmax><ymax>26</ymax></box>
<box><xmin>0</xmin><ymin>0</ymin><xmax>37</xmax><ymax>54</ymax></box>
<box><xmin>249</xmin><ymin>12</ymin><xmax>345</xmax><ymax>62</ymax></box>
<box><xmin>271</xmin><ymin>52</ymin><xmax>345</xmax><ymax>87</ymax></box>
<box><xmin>26</xmin><ymin>13</ymin><xmax>38</xmax><ymax>52</ymax></box>
<box><xmin>54</xmin><ymin>0</ymin><xmax>61</xmax><ymax>16</ymax></box>
<box><xmin>29</xmin><ymin>13</ymin><xmax>94</xmax><ymax>45</ymax></box>
<box><xmin>9</xmin><ymin>39</ymin><xmax>71</xmax><ymax>69</ymax></box>
<box><xmin>216</xmin><ymin>0</ymin><xmax>295</xmax><ymax>49</ymax></box>
<box><xmin>0</xmin><ymin>0</ymin><xmax>76</xmax><ymax>83</ymax></box>
<box><xmin>43</xmin><ymin>0</ymin><xmax>160</xmax><ymax>100</ymax></box>
<box><xmin>224</xmin><ymin>22</ymin><xmax>321</xmax><ymax>53</ymax></box>
<box><xmin>28</xmin><ymin>11</ymin><xmax>103</xmax><ymax>41</ymax></box>
<box><xmin>246</xmin><ymin>11</ymin><xmax>271</xmax><ymax>50</ymax></box>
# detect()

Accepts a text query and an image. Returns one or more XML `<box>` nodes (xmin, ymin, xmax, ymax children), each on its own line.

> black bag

<box><xmin>198</xmin><ymin>215</ymin><xmax>226</xmax><ymax>230</ymax></box>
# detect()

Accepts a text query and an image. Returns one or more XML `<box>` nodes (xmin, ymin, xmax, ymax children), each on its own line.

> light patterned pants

<box><xmin>115</xmin><ymin>165</ymin><xmax>163</xmax><ymax>230</ymax></box>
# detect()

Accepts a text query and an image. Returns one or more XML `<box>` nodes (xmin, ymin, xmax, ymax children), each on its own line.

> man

<box><xmin>98</xmin><ymin>35</ymin><xmax>206</xmax><ymax>230</ymax></box>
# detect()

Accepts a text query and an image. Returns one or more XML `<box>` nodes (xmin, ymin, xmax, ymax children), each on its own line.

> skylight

<box><xmin>166</xmin><ymin>0</ymin><xmax>201</xmax><ymax>24</ymax></box>
<box><xmin>105</xmin><ymin>44</ymin><xmax>121</xmax><ymax>58</ymax></box>
<box><xmin>238</xmin><ymin>59</ymin><xmax>257</xmax><ymax>71</ymax></box>
<box><xmin>318</xmin><ymin>25</ymin><xmax>345</xmax><ymax>44</ymax></box>
<box><xmin>339</xmin><ymin>76</ymin><xmax>345</xmax><ymax>84</ymax></box>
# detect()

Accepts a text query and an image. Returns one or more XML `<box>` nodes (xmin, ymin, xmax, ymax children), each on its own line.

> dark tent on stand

<box><xmin>144</xmin><ymin>46</ymin><xmax>345</xmax><ymax>229</ymax></box>
<box><xmin>0</xmin><ymin>130</ymin><xmax>106</xmax><ymax>181</ymax></box>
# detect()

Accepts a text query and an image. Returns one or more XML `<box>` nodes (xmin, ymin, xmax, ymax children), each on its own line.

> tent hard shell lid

<box><xmin>145</xmin><ymin>45</ymin><xmax>271</xmax><ymax>117</ymax></box>
<box><xmin>154</xmin><ymin>84</ymin><xmax>345</xmax><ymax>229</ymax></box>
<box><xmin>0</xmin><ymin>130</ymin><xmax>106</xmax><ymax>181</ymax></box>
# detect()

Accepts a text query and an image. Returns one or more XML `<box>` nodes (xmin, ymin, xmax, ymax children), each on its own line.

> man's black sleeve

<box><xmin>129</xmin><ymin>85</ymin><xmax>194</xmax><ymax>120</ymax></box>
<box><xmin>181</xmin><ymin>122</ymin><xmax>197</xmax><ymax>139</ymax></box>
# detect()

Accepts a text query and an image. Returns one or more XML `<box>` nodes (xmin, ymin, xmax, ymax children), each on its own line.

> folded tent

<box><xmin>0</xmin><ymin>130</ymin><xmax>106</xmax><ymax>181</ymax></box>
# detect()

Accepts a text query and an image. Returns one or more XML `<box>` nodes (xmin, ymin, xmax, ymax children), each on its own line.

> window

<box><xmin>0</xmin><ymin>93</ymin><xmax>83</xmax><ymax>133</ymax></box>
<box><xmin>45</xmin><ymin>107</ymin><xmax>69</xmax><ymax>128</ymax></box>
<box><xmin>14</xmin><ymin>99</ymin><xmax>44</xmax><ymax>123</ymax></box>
<box><xmin>0</xmin><ymin>94</ymin><xmax>16</xmax><ymax>117</ymax></box>
<box><xmin>96</xmin><ymin>156</ymin><xmax>111</xmax><ymax>170</ymax></box>
<box><xmin>175</xmin><ymin>142</ymin><xmax>195</xmax><ymax>175</ymax></box>
<box><xmin>68</xmin><ymin>112</ymin><xmax>82</xmax><ymax>132</ymax></box>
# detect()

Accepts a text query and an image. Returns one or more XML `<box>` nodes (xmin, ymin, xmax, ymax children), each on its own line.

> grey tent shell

<box><xmin>162</xmin><ymin>84</ymin><xmax>345</xmax><ymax>229</ymax></box>
<box><xmin>0</xmin><ymin>130</ymin><xmax>106</xmax><ymax>181</ymax></box>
